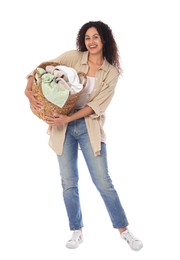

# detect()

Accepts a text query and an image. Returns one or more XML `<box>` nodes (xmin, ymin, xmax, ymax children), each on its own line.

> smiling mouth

<box><xmin>89</xmin><ymin>45</ymin><xmax>97</xmax><ymax>49</ymax></box>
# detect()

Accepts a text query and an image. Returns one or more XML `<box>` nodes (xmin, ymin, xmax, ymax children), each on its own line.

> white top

<box><xmin>75</xmin><ymin>76</ymin><xmax>95</xmax><ymax>109</ymax></box>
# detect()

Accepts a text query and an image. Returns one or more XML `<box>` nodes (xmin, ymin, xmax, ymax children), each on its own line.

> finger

<box><xmin>53</xmin><ymin>113</ymin><xmax>60</xmax><ymax>118</ymax></box>
<box><xmin>34</xmin><ymin>100</ymin><xmax>43</xmax><ymax>107</ymax></box>
<box><xmin>44</xmin><ymin>115</ymin><xmax>54</xmax><ymax>120</ymax></box>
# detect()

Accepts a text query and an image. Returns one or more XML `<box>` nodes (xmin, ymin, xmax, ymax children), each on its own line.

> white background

<box><xmin>0</xmin><ymin>0</ymin><xmax>180</xmax><ymax>259</ymax></box>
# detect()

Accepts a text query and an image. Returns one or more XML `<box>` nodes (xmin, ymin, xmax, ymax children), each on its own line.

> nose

<box><xmin>89</xmin><ymin>37</ymin><xmax>95</xmax><ymax>44</ymax></box>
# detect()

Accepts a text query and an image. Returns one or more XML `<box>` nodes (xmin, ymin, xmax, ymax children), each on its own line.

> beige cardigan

<box><xmin>45</xmin><ymin>50</ymin><xmax>120</xmax><ymax>156</ymax></box>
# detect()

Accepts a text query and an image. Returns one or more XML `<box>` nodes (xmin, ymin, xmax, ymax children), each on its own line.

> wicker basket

<box><xmin>31</xmin><ymin>61</ymin><xmax>87</xmax><ymax>119</ymax></box>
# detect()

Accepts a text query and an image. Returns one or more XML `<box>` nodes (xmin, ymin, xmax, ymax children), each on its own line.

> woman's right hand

<box><xmin>25</xmin><ymin>89</ymin><xmax>43</xmax><ymax>111</ymax></box>
<box><xmin>25</xmin><ymin>76</ymin><xmax>43</xmax><ymax>110</ymax></box>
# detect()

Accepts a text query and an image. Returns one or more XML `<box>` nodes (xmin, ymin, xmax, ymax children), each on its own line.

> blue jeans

<box><xmin>57</xmin><ymin>118</ymin><xmax>129</xmax><ymax>230</ymax></box>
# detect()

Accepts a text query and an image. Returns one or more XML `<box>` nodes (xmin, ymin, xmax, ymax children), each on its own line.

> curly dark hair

<box><xmin>76</xmin><ymin>21</ymin><xmax>122</xmax><ymax>74</ymax></box>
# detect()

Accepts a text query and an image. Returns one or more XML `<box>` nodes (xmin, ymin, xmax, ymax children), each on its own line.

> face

<box><xmin>84</xmin><ymin>27</ymin><xmax>103</xmax><ymax>55</ymax></box>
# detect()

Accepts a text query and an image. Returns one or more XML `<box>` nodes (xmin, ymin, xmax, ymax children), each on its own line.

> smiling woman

<box><xmin>24</xmin><ymin>20</ymin><xmax>143</xmax><ymax>251</ymax></box>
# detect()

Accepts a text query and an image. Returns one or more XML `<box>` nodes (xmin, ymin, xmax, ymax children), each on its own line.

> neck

<box><xmin>88</xmin><ymin>54</ymin><xmax>104</xmax><ymax>66</ymax></box>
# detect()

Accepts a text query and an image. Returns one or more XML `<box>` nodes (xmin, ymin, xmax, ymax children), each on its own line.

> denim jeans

<box><xmin>57</xmin><ymin>118</ymin><xmax>129</xmax><ymax>230</ymax></box>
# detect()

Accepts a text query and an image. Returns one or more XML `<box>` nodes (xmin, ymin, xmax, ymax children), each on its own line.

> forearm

<box><xmin>67</xmin><ymin>106</ymin><xmax>94</xmax><ymax>122</ymax></box>
<box><xmin>44</xmin><ymin>106</ymin><xmax>94</xmax><ymax>126</ymax></box>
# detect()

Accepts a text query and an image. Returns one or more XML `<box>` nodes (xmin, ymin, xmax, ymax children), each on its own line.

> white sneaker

<box><xmin>121</xmin><ymin>229</ymin><xmax>143</xmax><ymax>251</ymax></box>
<box><xmin>65</xmin><ymin>230</ymin><xmax>83</xmax><ymax>249</ymax></box>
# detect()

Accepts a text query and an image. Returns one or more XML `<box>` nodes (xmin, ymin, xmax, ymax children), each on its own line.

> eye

<box><xmin>93</xmin><ymin>35</ymin><xmax>101</xmax><ymax>41</ymax></box>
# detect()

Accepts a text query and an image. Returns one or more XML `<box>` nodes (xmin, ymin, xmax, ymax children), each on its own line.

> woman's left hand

<box><xmin>44</xmin><ymin>113</ymin><xmax>69</xmax><ymax>126</ymax></box>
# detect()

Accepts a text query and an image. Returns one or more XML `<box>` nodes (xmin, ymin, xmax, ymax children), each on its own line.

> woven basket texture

<box><xmin>31</xmin><ymin>62</ymin><xmax>86</xmax><ymax>119</ymax></box>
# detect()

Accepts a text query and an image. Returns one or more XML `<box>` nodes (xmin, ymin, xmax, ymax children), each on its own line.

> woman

<box><xmin>25</xmin><ymin>21</ymin><xmax>143</xmax><ymax>251</ymax></box>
